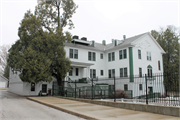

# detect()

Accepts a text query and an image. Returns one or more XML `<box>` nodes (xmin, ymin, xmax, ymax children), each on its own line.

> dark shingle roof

<box><xmin>94</xmin><ymin>32</ymin><xmax>148</xmax><ymax>51</ymax></box>
<box><xmin>66</xmin><ymin>32</ymin><xmax>148</xmax><ymax>52</ymax></box>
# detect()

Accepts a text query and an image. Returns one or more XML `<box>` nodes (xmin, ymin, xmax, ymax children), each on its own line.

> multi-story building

<box><xmin>9</xmin><ymin>32</ymin><xmax>165</xmax><ymax>96</ymax></box>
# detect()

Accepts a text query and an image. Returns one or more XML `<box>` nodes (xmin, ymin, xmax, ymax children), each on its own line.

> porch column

<box><xmin>86</xmin><ymin>66</ymin><xmax>90</xmax><ymax>78</ymax></box>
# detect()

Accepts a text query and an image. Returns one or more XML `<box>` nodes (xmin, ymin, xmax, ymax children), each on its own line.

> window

<box><xmin>100</xmin><ymin>53</ymin><xmax>103</xmax><ymax>59</ymax></box>
<box><xmin>88</xmin><ymin>52</ymin><xmax>96</xmax><ymax>61</ymax></box>
<box><xmin>124</xmin><ymin>84</ymin><xmax>128</xmax><ymax>91</ymax></box>
<box><xmin>147</xmin><ymin>65</ymin><xmax>152</xmax><ymax>77</ymax></box>
<box><xmin>31</xmin><ymin>83</ymin><xmax>35</xmax><ymax>91</ymax></box>
<box><xmin>100</xmin><ymin>70</ymin><xmax>103</xmax><ymax>76</ymax></box>
<box><xmin>158</xmin><ymin>61</ymin><xmax>161</xmax><ymax>70</ymax></box>
<box><xmin>120</xmin><ymin>68</ymin><xmax>123</xmax><ymax>77</ymax></box>
<box><xmin>112</xmin><ymin>69</ymin><xmax>115</xmax><ymax>77</ymax></box>
<box><xmin>69</xmin><ymin>67</ymin><xmax>73</xmax><ymax>76</ymax></box>
<box><xmin>93</xmin><ymin>69</ymin><xmax>96</xmax><ymax>78</ymax></box>
<box><xmin>69</xmin><ymin>49</ymin><xmax>78</xmax><ymax>59</ymax></box>
<box><xmin>138</xmin><ymin>50</ymin><xmax>141</xmax><ymax>59</ymax></box>
<box><xmin>139</xmin><ymin>84</ymin><xmax>142</xmax><ymax>90</ymax></box>
<box><xmin>148</xmin><ymin>68</ymin><xmax>152</xmax><ymax>77</ymax></box>
<box><xmin>88</xmin><ymin>52</ymin><xmax>91</xmax><ymax>60</ymax></box>
<box><xmin>147</xmin><ymin>52</ymin><xmax>151</xmax><ymax>60</ymax></box>
<box><xmin>123</xmin><ymin>49</ymin><xmax>127</xmax><ymax>59</ymax></box>
<box><xmin>108</xmin><ymin>52</ymin><xmax>115</xmax><ymax>62</ymax></box>
<box><xmin>124</xmin><ymin>68</ymin><xmax>127</xmax><ymax>77</ymax></box>
<box><xmin>119</xmin><ymin>49</ymin><xmax>127</xmax><ymax>59</ymax></box>
<box><xmin>119</xmin><ymin>50</ymin><xmax>122</xmax><ymax>59</ymax></box>
<box><xmin>42</xmin><ymin>84</ymin><xmax>47</xmax><ymax>93</ymax></box>
<box><xmin>108</xmin><ymin>70</ymin><xmax>111</xmax><ymax>78</ymax></box>
<box><xmin>74</xmin><ymin>49</ymin><xmax>78</xmax><ymax>59</ymax></box>
<box><xmin>93</xmin><ymin>52</ymin><xmax>96</xmax><ymax>61</ymax></box>
<box><xmin>90</xmin><ymin>69</ymin><xmax>96</xmax><ymax>78</ymax></box>
<box><xmin>120</xmin><ymin>67</ymin><xmax>128</xmax><ymax>77</ymax></box>
<box><xmin>112</xmin><ymin>52</ymin><xmax>115</xmax><ymax>61</ymax></box>
<box><xmin>139</xmin><ymin>68</ymin><xmax>142</xmax><ymax>77</ymax></box>
<box><xmin>108</xmin><ymin>53</ymin><xmax>111</xmax><ymax>61</ymax></box>
<box><xmin>76</xmin><ymin>68</ymin><xmax>78</xmax><ymax>76</ymax></box>
<box><xmin>69</xmin><ymin>49</ymin><xmax>73</xmax><ymax>58</ymax></box>
<box><xmin>109</xmin><ymin>69</ymin><xmax>115</xmax><ymax>78</ymax></box>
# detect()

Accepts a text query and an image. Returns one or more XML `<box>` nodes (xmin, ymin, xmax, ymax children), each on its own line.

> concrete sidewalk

<box><xmin>28</xmin><ymin>97</ymin><xmax>180</xmax><ymax>120</ymax></box>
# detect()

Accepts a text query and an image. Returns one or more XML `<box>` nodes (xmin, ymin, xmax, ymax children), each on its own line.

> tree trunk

<box><xmin>57</xmin><ymin>76</ymin><xmax>64</xmax><ymax>96</ymax></box>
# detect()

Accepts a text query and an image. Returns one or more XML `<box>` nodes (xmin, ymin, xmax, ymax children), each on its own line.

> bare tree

<box><xmin>0</xmin><ymin>44</ymin><xmax>10</xmax><ymax>75</ymax></box>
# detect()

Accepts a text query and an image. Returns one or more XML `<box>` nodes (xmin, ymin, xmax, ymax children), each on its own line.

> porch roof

<box><xmin>71</xmin><ymin>61</ymin><xmax>94</xmax><ymax>68</ymax></box>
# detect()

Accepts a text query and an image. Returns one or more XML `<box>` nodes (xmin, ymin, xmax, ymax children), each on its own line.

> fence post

<box><xmin>145</xmin><ymin>74</ymin><xmax>148</xmax><ymax>104</ymax></box>
<box><xmin>52</xmin><ymin>82</ymin><xmax>54</xmax><ymax>96</ymax></box>
<box><xmin>79</xmin><ymin>89</ymin><xmax>80</xmax><ymax>98</ymax></box>
<box><xmin>92</xmin><ymin>78</ymin><xmax>93</xmax><ymax>100</ymax></box>
<box><xmin>66</xmin><ymin>90</ymin><xmax>67</xmax><ymax>97</ymax></box>
<box><xmin>114</xmin><ymin>77</ymin><xmax>116</xmax><ymax>102</ymax></box>
<box><xmin>75</xmin><ymin>80</ymin><xmax>77</xmax><ymax>98</ymax></box>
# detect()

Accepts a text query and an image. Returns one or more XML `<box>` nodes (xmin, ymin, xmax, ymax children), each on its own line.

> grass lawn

<box><xmin>0</xmin><ymin>88</ymin><xmax>8</xmax><ymax>90</ymax></box>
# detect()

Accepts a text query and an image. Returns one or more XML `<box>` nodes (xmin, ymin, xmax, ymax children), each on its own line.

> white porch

<box><xmin>65</xmin><ymin>61</ymin><xmax>94</xmax><ymax>81</ymax></box>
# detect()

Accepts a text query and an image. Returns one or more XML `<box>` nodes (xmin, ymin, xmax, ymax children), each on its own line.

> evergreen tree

<box><xmin>151</xmin><ymin>26</ymin><xmax>179</xmax><ymax>92</ymax></box>
<box><xmin>8</xmin><ymin>1</ymin><xmax>77</xmax><ymax>87</ymax></box>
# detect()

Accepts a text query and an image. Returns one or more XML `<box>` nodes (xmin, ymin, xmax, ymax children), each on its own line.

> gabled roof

<box><xmin>65</xmin><ymin>32</ymin><xmax>165</xmax><ymax>53</ymax></box>
<box><xmin>92</xmin><ymin>32</ymin><xmax>148</xmax><ymax>51</ymax></box>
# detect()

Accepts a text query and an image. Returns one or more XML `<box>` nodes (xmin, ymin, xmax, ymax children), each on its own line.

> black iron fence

<box><xmin>52</xmin><ymin>73</ymin><xmax>179</xmax><ymax>106</ymax></box>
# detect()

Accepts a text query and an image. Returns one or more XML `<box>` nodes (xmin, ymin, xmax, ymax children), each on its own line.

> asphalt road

<box><xmin>0</xmin><ymin>90</ymin><xmax>85</xmax><ymax>120</ymax></box>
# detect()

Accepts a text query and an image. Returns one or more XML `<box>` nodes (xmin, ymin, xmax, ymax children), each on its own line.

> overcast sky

<box><xmin>0</xmin><ymin>0</ymin><xmax>179</xmax><ymax>46</ymax></box>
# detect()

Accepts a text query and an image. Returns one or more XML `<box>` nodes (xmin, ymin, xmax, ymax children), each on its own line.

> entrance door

<box><xmin>148</xmin><ymin>87</ymin><xmax>153</xmax><ymax>98</ymax></box>
<box><xmin>42</xmin><ymin>84</ymin><xmax>47</xmax><ymax>93</ymax></box>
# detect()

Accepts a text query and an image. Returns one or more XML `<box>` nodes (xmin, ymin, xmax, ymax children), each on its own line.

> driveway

<box><xmin>0</xmin><ymin>90</ymin><xmax>85</xmax><ymax>120</ymax></box>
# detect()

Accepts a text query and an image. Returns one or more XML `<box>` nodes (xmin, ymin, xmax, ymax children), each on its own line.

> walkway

<box><xmin>28</xmin><ymin>97</ymin><xmax>180</xmax><ymax>120</ymax></box>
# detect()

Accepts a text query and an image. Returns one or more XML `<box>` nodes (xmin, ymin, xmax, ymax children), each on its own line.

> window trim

<box><xmin>138</xmin><ymin>49</ymin><xmax>141</xmax><ymax>59</ymax></box>
<box><xmin>119</xmin><ymin>50</ymin><xmax>123</xmax><ymax>59</ymax></box>
<box><xmin>139</xmin><ymin>67</ymin><xmax>142</xmax><ymax>77</ymax></box>
<box><xmin>139</xmin><ymin>84</ymin><xmax>142</xmax><ymax>90</ymax></box>
<box><xmin>124</xmin><ymin>84</ymin><xmax>128</xmax><ymax>91</ymax></box>
<box><xmin>119</xmin><ymin>49</ymin><xmax>127</xmax><ymax>60</ymax></box>
<box><xmin>74</xmin><ymin>49</ymin><xmax>78</xmax><ymax>59</ymax></box>
<box><xmin>100</xmin><ymin>70</ymin><xmax>103</xmax><ymax>76</ymax></box>
<box><xmin>123</xmin><ymin>49</ymin><xmax>127</xmax><ymax>59</ymax></box>
<box><xmin>120</xmin><ymin>68</ymin><xmax>123</xmax><ymax>77</ymax></box>
<box><xmin>120</xmin><ymin>67</ymin><xmax>128</xmax><ymax>77</ymax></box>
<box><xmin>88</xmin><ymin>51</ymin><xmax>96</xmax><ymax>61</ymax></box>
<box><xmin>147</xmin><ymin>65</ymin><xmax>152</xmax><ymax>78</ymax></box>
<box><xmin>158</xmin><ymin>61</ymin><xmax>161</xmax><ymax>70</ymax></box>
<box><xmin>112</xmin><ymin>52</ymin><xmax>115</xmax><ymax>61</ymax></box>
<box><xmin>69</xmin><ymin>48</ymin><xmax>78</xmax><ymax>59</ymax></box>
<box><xmin>100</xmin><ymin>53</ymin><xmax>103</xmax><ymax>59</ymax></box>
<box><xmin>108</xmin><ymin>52</ymin><xmax>115</xmax><ymax>62</ymax></box>
<box><xmin>108</xmin><ymin>53</ymin><xmax>111</xmax><ymax>62</ymax></box>
<box><xmin>108</xmin><ymin>69</ymin><xmax>115</xmax><ymax>78</ymax></box>
<box><xmin>147</xmin><ymin>51</ymin><xmax>151</xmax><ymax>61</ymax></box>
<box><xmin>90</xmin><ymin>69</ymin><xmax>96</xmax><ymax>78</ymax></box>
<box><xmin>69</xmin><ymin>49</ymin><xmax>73</xmax><ymax>58</ymax></box>
<box><xmin>88</xmin><ymin>52</ymin><xmax>91</xmax><ymax>61</ymax></box>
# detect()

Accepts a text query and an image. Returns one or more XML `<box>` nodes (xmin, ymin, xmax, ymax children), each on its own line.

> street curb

<box><xmin>27</xmin><ymin>97</ymin><xmax>97</xmax><ymax>120</ymax></box>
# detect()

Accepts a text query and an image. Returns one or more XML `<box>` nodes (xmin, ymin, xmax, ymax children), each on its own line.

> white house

<box><xmin>0</xmin><ymin>74</ymin><xmax>8</xmax><ymax>88</ymax></box>
<box><xmin>9</xmin><ymin>32</ymin><xmax>165</xmax><ymax>97</ymax></box>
